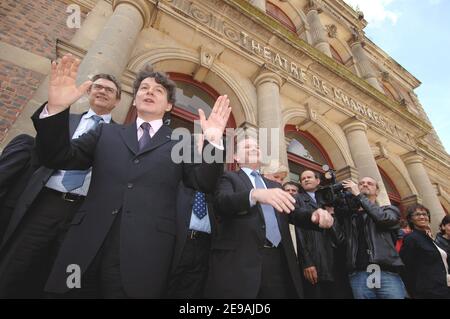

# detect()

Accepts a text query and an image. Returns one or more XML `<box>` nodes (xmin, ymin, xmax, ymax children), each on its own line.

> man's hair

<box><xmin>283</xmin><ymin>181</ymin><xmax>299</xmax><ymax>190</ymax></box>
<box><xmin>300</xmin><ymin>170</ymin><xmax>320</xmax><ymax>180</ymax></box>
<box><xmin>90</xmin><ymin>73</ymin><xmax>122</xmax><ymax>99</ymax></box>
<box><xmin>132</xmin><ymin>64</ymin><xmax>177</xmax><ymax>105</ymax></box>
<box><xmin>439</xmin><ymin>215</ymin><xmax>450</xmax><ymax>234</ymax></box>
<box><xmin>406</xmin><ymin>204</ymin><xmax>431</xmax><ymax>229</ymax></box>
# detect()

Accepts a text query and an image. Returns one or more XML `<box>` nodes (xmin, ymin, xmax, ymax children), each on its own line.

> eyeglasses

<box><xmin>92</xmin><ymin>83</ymin><xmax>116</xmax><ymax>94</ymax></box>
<box><xmin>412</xmin><ymin>212</ymin><xmax>429</xmax><ymax>218</ymax></box>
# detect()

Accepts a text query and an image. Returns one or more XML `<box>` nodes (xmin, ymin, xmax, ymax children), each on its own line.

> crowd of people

<box><xmin>0</xmin><ymin>54</ymin><xmax>448</xmax><ymax>299</ymax></box>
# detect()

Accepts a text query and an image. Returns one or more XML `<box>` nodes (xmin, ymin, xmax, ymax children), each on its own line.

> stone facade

<box><xmin>0</xmin><ymin>0</ymin><xmax>448</xmax><ymax>232</ymax></box>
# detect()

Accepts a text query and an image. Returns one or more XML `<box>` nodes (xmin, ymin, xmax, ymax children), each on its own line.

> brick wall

<box><xmin>0</xmin><ymin>0</ymin><xmax>86</xmax><ymax>142</ymax></box>
<box><xmin>0</xmin><ymin>59</ymin><xmax>45</xmax><ymax>141</ymax></box>
<box><xmin>0</xmin><ymin>0</ymin><xmax>85</xmax><ymax>60</ymax></box>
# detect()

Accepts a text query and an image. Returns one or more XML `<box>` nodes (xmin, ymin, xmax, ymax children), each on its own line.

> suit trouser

<box><xmin>54</xmin><ymin>211</ymin><xmax>128</xmax><ymax>299</ymax></box>
<box><xmin>167</xmin><ymin>232</ymin><xmax>211</xmax><ymax>298</ymax></box>
<box><xmin>0</xmin><ymin>187</ymin><xmax>83</xmax><ymax>298</ymax></box>
<box><xmin>257</xmin><ymin>243</ymin><xmax>297</xmax><ymax>299</ymax></box>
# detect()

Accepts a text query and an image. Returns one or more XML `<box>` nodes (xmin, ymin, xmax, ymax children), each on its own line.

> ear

<box><xmin>165</xmin><ymin>103</ymin><xmax>173</xmax><ymax>112</ymax></box>
<box><xmin>132</xmin><ymin>99</ymin><xmax>136</xmax><ymax>106</ymax></box>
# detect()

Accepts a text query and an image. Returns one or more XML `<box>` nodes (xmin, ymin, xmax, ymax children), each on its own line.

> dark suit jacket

<box><xmin>31</xmin><ymin>105</ymin><xmax>223</xmax><ymax>298</ymax></box>
<box><xmin>205</xmin><ymin>169</ymin><xmax>319</xmax><ymax>299</ymax></box>
<box><xmin>0</xmin><ymin>134</ymin><xmax>38</xmax><ymax>242</ymax></box>
<box><xmin>294</xmin><ymin>192</ymin><xmax>343</xmax><ymax>282</ymax></box>
<box><xmin>172</xmin><ymin>182</ymin><xmax>216</xmax><ymax>272</ymax></box>
<box><xmin>400</xmin><ymin>230</ymin><xmax>450</xmax><ymax>298</ymax></box>
<box><xmin>0</xmin><ymin>114</ymin><xmax>84</xmax><ymax>248</ymax></box>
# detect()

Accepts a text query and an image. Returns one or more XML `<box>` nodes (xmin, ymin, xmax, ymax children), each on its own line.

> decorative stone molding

<box><xmin>305</xmin><ymin>0</ymin><xmax>324</xmax><ymax>14</ymax></box>
<box><xmin>253</xmin><ymin>70</ymin><xmax>284</xmax><ymax>88</ymax></box>
<box><xmin>295</xmin><ymin>103</ymin><xmax>318</xmax><ymax>131</ymax></box>
<box><xmin>341</xmin><ymin>117</ymin><xmax>367</xmax><ymax>134</ymax></box>
<box><xmin>401</xmin><ymin>194</ymin><xmax>420</xmax><ymax>208</ymax></box>
<box><xmin>402</xmin><ymin>151</ymin><xmax>424</xmax><ymax>166</ymax></box>
<box><xmin>193</xmin><ymin>43</ymin><xmax>224</xmax><ymax>82</ymax></box>
<box><xmin>113</xmin><ymin>0</ymin><xmax>153</xmax><ymax>28</ymax></box>
<box><xmin>336</xmin><ymin>165</ymin><xmax>359</xmax><ymax>182</ymax></box>
<box><xmin>325</xmin><ymin>24</ymin><xmax>337</xmax><ymax>38</ymax></box>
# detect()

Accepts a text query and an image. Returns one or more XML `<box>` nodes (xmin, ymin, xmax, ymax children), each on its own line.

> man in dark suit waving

<box><xmin>0</xmin><ymin>72</ymin><xmax>121</xmax><ymax>298</ymax></box>
<box><xmin>205</xmin><ymin>136</ymin><xmax>334</xmax><ymax>299</ymax></box>
<box><xmin>31</xmin><ymin>54</ymin><xmax>230</xmax><ymax>298</ymax></box>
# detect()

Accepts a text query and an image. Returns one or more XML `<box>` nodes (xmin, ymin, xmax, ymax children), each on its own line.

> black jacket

<box><xmin>205</xmin><ymin>169</ymin><xmax>320</xmax><ymax>299</ymax></box>
<box><xmin>0</xmin><ymin>134</ymin><xmax>39</xmax><ymax>243</ymax></box>
<box><xmin>435</xmin><ymin>233</ymin><xmax>450</xmax><ymax>255</ymax></box>
<box><xmin>295</xmin><ymin>192</ymin><xmax>343</xmax><ymax>282</ymax></box>
<box><xmin>338</xmin><ymin>194</ymin><xmax>403</xmax><ymax>271</ymax></box>
<box><xmin>400</xmin><ymin>230</ymin><xmax>450</xmax><ymax>298</ymax></box>
<box><xmin>31</xmin><ymin>105</ymin><xmax>223</xmax><ymax>298</ymax></box>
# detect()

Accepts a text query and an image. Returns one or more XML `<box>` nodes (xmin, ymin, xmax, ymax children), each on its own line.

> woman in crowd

<box><xmin>400</xmin><ymin>205</ymin><xmax>450</xmax><ymax>299</ymax></box>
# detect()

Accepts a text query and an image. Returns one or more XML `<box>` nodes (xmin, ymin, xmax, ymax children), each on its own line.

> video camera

<box><xmin>315</xmin><ymin>165</ymin><xmax>355</xmax><ymax>208</ymax></box>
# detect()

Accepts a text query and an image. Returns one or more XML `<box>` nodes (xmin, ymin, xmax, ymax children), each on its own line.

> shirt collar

<box><xmin>241</xmin><ymin>167</ymin><xmax>260</xmax><ymax>177</ymax></box>
<box><xmin>84</xmin><ymin>109</ymin><xmax>112</xmax><ymax>123</ymax></box>
<box><xmin>136</xmin><ymin>117</ymin><xmax>163</xmax><ymax>133</ymax></box>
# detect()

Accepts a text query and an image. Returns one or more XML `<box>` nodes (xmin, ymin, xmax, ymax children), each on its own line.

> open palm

<box><xmin>198</xmin><ymin>95</ymin><xmax>231</xmax><ymax>143</ymax></box>
<box><xmin>47</xmin><ymin>54</ymin><xmax>92</xmax><ymax>114</ymax></box>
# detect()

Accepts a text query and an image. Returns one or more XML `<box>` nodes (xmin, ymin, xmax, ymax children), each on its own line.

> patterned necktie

<box><xmin>138</xmin><ymin>122</ymin><xmax>152</xmax><ymax>151</ymax></box>
<box><xmin>192</xmin><ymin>191</ymin><xmax>207</xmax><ymax>219</ymax></box>
<box><xmin>251</xmin><ymin>170</ymin><xmax>282</xmax><ymax>247</ymax></box>
<box><xmin>61</xmin><ymin>115</ymin><xmax>103</xmax><ymax>192</ymax></box>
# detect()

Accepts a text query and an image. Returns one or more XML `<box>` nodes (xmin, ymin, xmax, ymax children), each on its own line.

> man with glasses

<box><xmin>337</xmin><ymin>177</ymin><xmax>406</xmax><ymax>299</ymax></box>
<box><xmin>0</xmin><ymin>73</ymin><xmax>121</xmax><ymax>298</ymax></box>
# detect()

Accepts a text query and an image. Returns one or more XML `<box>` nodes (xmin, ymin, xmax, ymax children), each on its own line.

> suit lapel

<box><xmin>120</xmin><ymin>122</ymin><xmax>140</xmax><ymax>155</ymax></box>
<box><xmin>138</xmin><ymin>125</ymin><xmax>172</xmax><ymax>156</ymax></box>
<box><xmin>237</xmin><ymin>169</ymin><xmax>255</xmax><ymax>191</ymax></box>
<box><xmin>69</xmin><ymin>113</ymin><xmax>83</xmax><ymax>137</ymax></box>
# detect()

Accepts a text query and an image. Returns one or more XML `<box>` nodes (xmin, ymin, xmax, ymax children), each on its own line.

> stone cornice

<box><xmin>223</xmin><ymin>0</ymin><xmax>432</xmax><ymax>135</ymax></box>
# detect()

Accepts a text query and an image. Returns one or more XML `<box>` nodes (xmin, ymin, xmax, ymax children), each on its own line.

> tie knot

<box><xmin>91</xmin><ymin>115</ymin><xmax>103</xmax><ymax>124</ymax></box>
<box><xmin>250</xmin><ymin>170</ymin><xmax>260</xmax><ymax>177</ymax></box>
<box><xmin>141</xmin><ymin>122</ymin><xmax>151</xmax><ymax>132</ymax></box>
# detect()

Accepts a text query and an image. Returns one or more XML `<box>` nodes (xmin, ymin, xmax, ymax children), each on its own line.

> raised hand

<box><xmin>198</xmin><ymin>95</ymin><xmax>232</xmax><ymax>144</ymax></box>
<box><xmin>47</xmin><ymin>54</ymin><xmax>92</xmax><ymax>114</ymax></box>
<box><xmin>251</xmin><ymin>188</ymin><xmax>296</xmax><ymax>213</ymax></box>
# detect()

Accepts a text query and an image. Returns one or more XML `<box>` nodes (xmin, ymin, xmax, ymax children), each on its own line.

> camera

<box><xmin>315</xmin><ymin>165</ymin><xmax>353</xmax><ymax>208</ymax></box>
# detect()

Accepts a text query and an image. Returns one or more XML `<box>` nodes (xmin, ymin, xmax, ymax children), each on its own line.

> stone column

<box><xmin>342</xmin><ymin>119</ymin><xmax>390</xmax><ymax>205</ymax></box>
<box><xmin>70</xmin><ymin>0</ymin><xmax>114</xmax><ymax>50</ymax></box>
<box><xmin>71</xmin><ymin>0</ymin><xmax>154</xmax><ymax>115</ymax></box>
<box><xmin>250</xmin><ymin>0</ymin><xmax>266</xmax><ymax>12</ymax></box>
<box><xmin>305</xmin><ymin>2</ymin><xmax>332</xmax><ymax>57</ymax></box>
<box><xmin>349</xmin><ymin>30</ymin><xmax>384</xmax><ymax>93</ymax></box>
<box><xmin>402</xmin><ymin>152</ymin><xmax>446</xmax><ymax>233</ymax></box>
<box><xmin>254</xmin><ymin>72</ymin><xmax>288</xmax><ymax>169</ymax></box>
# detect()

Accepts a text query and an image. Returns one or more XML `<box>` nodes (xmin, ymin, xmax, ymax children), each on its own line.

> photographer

<box><xmin>295</xmin><ymin>170</ymin><xmax>345</xmax><ymax>298</ymax></box>
<box><xmin>338</xmin><ymin>177</ymin><xmax>406</xmax><ymax>299</ymax></box>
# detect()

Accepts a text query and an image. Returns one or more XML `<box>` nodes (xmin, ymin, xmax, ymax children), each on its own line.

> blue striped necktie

<box><xmin>61</xmin><ymin>115</ymin><xmax>103</xmax><ymax>192</ymax></box>
<box><xmin>251</xmin><ymin>171</ymin><xmax>281</xmax><ymax>247</ymax></box>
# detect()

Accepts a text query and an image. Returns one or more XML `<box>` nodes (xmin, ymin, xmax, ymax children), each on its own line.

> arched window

<box><xmin>266</xmin><ymin>1</ymin><xmax>296</xmax><ymax>33</ymax></box>
<box><xmin>285</xmin><ymin>125</ymin><xmax>333</xmax><ymax>183</ymax></box>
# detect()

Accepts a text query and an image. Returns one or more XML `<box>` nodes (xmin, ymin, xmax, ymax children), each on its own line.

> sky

<box><xmin>343</xmin><ymin>0</ymin><xmax>450</xmax><ymax>153</ymax></box>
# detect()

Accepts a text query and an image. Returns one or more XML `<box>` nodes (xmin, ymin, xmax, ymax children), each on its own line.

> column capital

<box><xmin>402</xmin><ymin>151</ymin><xmax>424</xmax><ymax>166</ymax></box>
<box><xmin>304</xmin><ymin>0</ymin><xmax>323</xmax><ymax>14</ymax></box>
<box><xmin>254</xmin><ymin>71</ymin><xmax>283</xmax><ymax>88</ymax></box>
<box><xmin>113</xmin><ymin>0</ymin><xmax>153</xmax><ymax>28</ymax></box>
<box><xmin>341</xmin><ymin>118</ymin><xmax>367</xmax><ymax>134</ymax></box>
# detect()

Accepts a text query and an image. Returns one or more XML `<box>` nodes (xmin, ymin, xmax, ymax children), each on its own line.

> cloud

<box><xmin>343</xmin><ymin>0</ymin><xmax>400</xmax><ymax>27</ymax></box>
